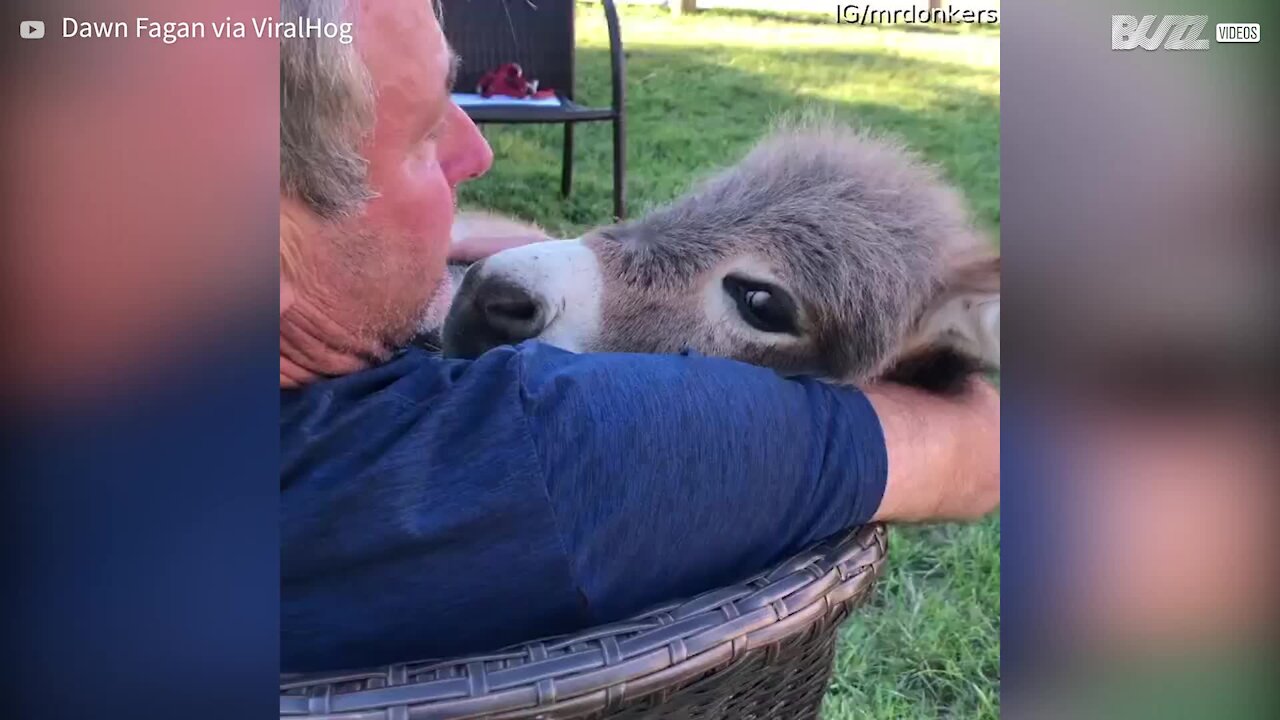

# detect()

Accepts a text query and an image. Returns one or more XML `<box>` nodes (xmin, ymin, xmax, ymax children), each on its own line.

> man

<box><xmin>280</xmin><ymin>0</ymin><xmax>999</xmax><ymax>672</ymax></box>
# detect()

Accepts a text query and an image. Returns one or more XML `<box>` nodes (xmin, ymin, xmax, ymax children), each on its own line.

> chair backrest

<box><xmin>441</xmin><ymin>0</ymin><xmax>577</xmax><ymax>101</ymax></box>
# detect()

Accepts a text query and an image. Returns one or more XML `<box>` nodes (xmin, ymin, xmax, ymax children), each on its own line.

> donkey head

<box><xmin>442</xmin><ymin>123</ymin><xmax>999</xmax><ymax>391</ymax></box>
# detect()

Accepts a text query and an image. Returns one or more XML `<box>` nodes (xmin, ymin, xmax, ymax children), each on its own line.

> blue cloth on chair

<box><xmin>281</xmin><ymin>342</ymin><xmax>887</xmax><ymax>672</ymax></box>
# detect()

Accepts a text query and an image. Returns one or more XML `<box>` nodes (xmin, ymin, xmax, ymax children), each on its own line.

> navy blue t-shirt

<box><xmin>281</xmin><ymin>342</ymin><xmax>887</xmax><ymax>672</ymax></box>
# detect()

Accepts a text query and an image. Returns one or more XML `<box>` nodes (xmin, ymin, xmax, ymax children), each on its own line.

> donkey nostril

<box><xmin>475</xmin><ymin>280</ymin><xmax>547</xmax><ymax>343</ymax></box>
<box><xmin>485</xmin><ymin>297</ymin><xmax>539</xmax><ymax>323</ymax></box>
<box><xmin>441</xmin><ymin>269</ymin><xmax>548</xmax><ymax>358</ymax></box>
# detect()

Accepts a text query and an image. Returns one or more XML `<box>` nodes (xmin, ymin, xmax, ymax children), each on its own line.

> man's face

<box><xmin>304</xmin><ymin>0</ymin><xmax>492</xmax><ymax>353</ymax></box>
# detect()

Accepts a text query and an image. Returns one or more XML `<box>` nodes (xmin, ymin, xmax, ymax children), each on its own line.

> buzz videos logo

<box><xmin>1112</xmin><ymin>15</ymin><xmax>1210</xmax><ymax>50</ymax></box>
<box><xmin>1112</xmin><ymin>15</ymin><xmax>1261</xmax><ymax>50</ymax></box>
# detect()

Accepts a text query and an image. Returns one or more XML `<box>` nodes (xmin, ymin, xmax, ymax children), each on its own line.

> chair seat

<box><xmin>459</xmin><ymin>95</ymin><xmax>617</xmax><ymax>124</ymax></box>
<box><xmin>441</xmin><ymin>0</ymin><xmax>628</xmax><ymax>216</ymax></box>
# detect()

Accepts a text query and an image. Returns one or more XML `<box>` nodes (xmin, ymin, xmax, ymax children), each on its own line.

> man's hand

<box><xmin>449</xmin><ymin>211</ymin><xmax>550</xmax><ymax>264</ymax></box>
<box><xmin>448</xmin><ymin>234</ymin><xmax>547</xmax><ymax>264</ymax></box>
<box><xmin>865</xmin><ymin>378</ymin><xmax>1000</xmax><ymax>522</ymax></box>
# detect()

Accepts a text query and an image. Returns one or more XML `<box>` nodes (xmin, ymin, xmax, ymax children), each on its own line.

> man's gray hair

<box><xmin>280</xmin><ymin>0</ymin><xmax>375</xmax><ymax>218</ymax></box>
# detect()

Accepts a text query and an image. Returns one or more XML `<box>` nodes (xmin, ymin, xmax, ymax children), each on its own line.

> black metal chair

<box><xmin>280</xmin><ymin>524</ymin><xmax>887</xmax><ymax>719</ymax></box>
<box><xmin>441</xmin><ymin>0</ymin><xmax>628</xmax><ymax>220</ymax></box>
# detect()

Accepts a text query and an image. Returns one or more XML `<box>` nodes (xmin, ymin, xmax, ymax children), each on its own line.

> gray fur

<box><xmin>584</xmin><ymin>121</ymin><xmax>994</xmax><ymax>382</ymax></box>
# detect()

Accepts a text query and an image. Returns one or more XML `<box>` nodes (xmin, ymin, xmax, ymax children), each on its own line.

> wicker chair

<box><xmin>442</xmin><ymin>0</ymin><xmax>628</xmax><ymax>220</ymax></box>
<box><xmin>280</xmin><ymin>524</ymin><xmax>887</xmax><ymax>719</ymax></box>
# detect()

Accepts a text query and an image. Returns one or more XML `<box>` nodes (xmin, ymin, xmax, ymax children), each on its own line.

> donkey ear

<box><xmin>883</xmin><ymin>253</ymin><xmax>1000</xmax><ymax>393</ymax></box>
<box><xmin>923</xmin><ymin>253</ymin><xmax>1000</xmax><ymax>367</ymax></box>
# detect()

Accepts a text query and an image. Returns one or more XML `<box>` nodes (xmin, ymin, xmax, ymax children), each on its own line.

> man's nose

<box><xmin>441</xmin><ymin>104</ymin><xmax>494</xmax><ymax>185</ymax></box>
<box><xmin>441</xmin><ymin>261</ymin><xmax>548</xmax><ymax>359</ymax></box>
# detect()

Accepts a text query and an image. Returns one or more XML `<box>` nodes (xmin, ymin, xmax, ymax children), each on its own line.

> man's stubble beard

<box><xmin>416</xmin><ymin>269</ymin><xmax>454</xmax><ymax>337</ymax></box>
<box><xmin>325</xmin><ymin>224</ymin><xmax>446</xmax><ymax>357</ymax></box>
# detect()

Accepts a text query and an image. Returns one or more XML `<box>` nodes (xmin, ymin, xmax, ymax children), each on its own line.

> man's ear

<box><xmin>884</xmin><ymin>253</ymin><xmax>1000</xmax><ymax>393</ymax></box>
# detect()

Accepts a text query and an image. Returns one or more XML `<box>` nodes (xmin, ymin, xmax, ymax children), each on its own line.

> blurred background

<box><xmin>1</xmin><ymin>2</ymin><xmax>280</xmax><ymax>719</ymax></box>
<box><xmin>1002</xmin><ymin>1</ymin><xmax>1277</xmax><ymax>718</ymax></box>
<box><xmin>1</xmin><ymin>1</ymin><xmax>1276</xmax><ymax>719</ymax></box>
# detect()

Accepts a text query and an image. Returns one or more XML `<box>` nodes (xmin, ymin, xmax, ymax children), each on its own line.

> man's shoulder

<box><xmin>278</xmin><ymin>346</ymin><xmax>536</xmax><ymax>492</ymax></box>
<box><xmin>281</xmin><ymin>342</ymin><xmax>779</xmax><ymax>405</ymax></box>
<box><xmin>280</xmin><ymin>345</ymin><xmax>521</xmax><ymax>413</ymax></box>
<box><xmin>278</xmin><ymin>341</ymin><xmax>817</xmax><ymax>453</ymax></box>
<box><xmin>512</xmin><ymin>342</ymin><xmax>792</xmax><ymax>396</ymax></box>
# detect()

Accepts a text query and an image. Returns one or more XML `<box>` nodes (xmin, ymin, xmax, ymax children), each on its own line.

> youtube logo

<box><xmin>20</xmin><ymin>20</ymin><xmax>45</xmax><ymax>39</ymax></box>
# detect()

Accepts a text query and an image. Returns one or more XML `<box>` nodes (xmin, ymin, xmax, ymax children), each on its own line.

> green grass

<box><xmin>457</xmin><ymin>5</ymin><xmax>1000</xmax><ymax>718</ymax></box>
<box><xmin>826</xmin><ymin>519</ymin><xmax>1001</xmax><ymax>719</ymax></box>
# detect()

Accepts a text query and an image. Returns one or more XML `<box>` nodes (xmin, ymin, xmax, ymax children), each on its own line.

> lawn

<box><xmin>456</xmin><ymin>4</ymin><xmax>1001</xmax><ymax>718</ymax></box>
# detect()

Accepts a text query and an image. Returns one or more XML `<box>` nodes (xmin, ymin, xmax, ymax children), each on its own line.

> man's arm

<box><xmin>865</xmin><ymin>378</ymin><xmax>1001</xmax><ymax>522</ymax></box>
<box><xmin>515</xmin><ymin>344</ymin><xmax>999</xmax><ymax>623</ymax></box>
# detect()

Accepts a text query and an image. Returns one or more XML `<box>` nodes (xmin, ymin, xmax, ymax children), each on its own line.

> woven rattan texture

<box><xmin>282</xmin><ymin>524</ymin><xmax>887</xmax><ymax>720</ymax></box>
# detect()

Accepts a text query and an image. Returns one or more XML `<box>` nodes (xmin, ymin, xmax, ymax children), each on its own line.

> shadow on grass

<box><xmin>890</xmin><ymin>19</ymin><xmax>1002</xmax><ymax>37</ymax></box>
<box><xmin>458</xmin><ymin>43</ymin><xmax>998</xmax><ymax>237</ymax></box>
<box><xmin>672</xmin><ymin>6</ymin><xmax>840</xmax><ymax>27</ymax></box>
<box><xmin>686</xmin><ymin>5</ymin><xmax>1002</xmax><ymax>36</ymax></box>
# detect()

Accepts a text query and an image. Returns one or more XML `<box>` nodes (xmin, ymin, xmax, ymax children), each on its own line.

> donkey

<box><xmin>440</xmin><ymin>122</ymin><xmax>999</xmax><ymax>393</ymax></box>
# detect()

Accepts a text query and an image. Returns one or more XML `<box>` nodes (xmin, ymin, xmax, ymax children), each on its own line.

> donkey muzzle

<box><xmin>441</xmin><ymin>259</ymin><xmax>549</xmax><ymax>359</ymax></box>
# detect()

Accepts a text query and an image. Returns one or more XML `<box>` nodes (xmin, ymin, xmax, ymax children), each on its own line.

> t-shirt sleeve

<box><xmin>514</xmin><ymin>343</ymin><xmax>887</xmax><ymax>623</ymax></box>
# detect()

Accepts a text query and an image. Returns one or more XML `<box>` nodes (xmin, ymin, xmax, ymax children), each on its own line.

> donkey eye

<box><xmin>723</xmin><ymin>276</ymin><xmax>799</xmax><ymax>335</ymax></box>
